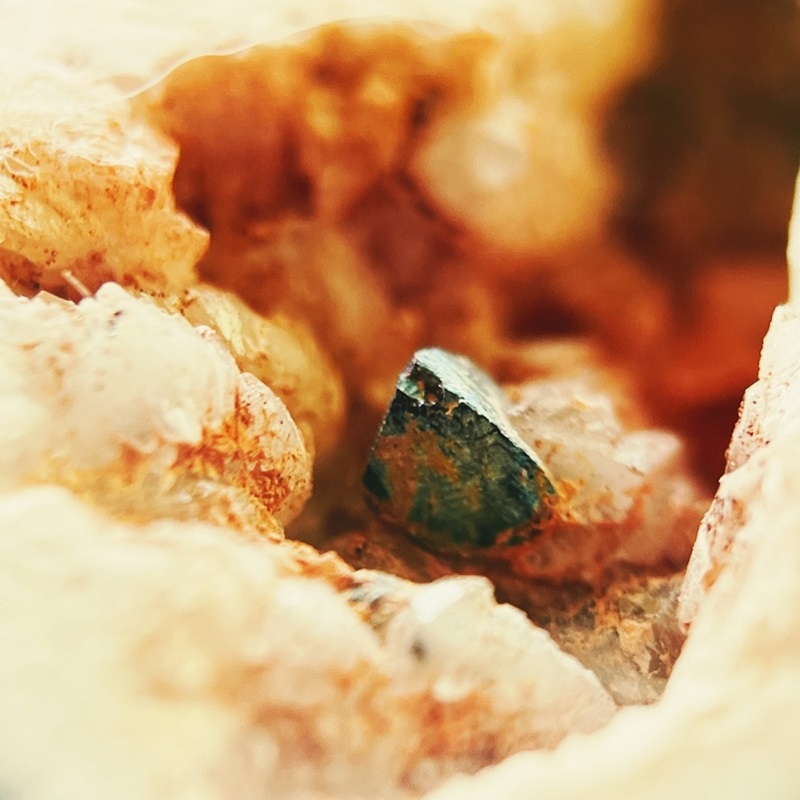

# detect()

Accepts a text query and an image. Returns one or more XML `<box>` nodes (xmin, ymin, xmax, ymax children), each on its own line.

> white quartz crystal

<box><xmin>679</xmin><ymin>303</ymin><xmax>800</xmax><ymax>625</ymax></box>
<box><xmin>506</xmin><ymin>376</ymin><xmax>706</xmax><ymax>580</ymax></box>
<box><xmin>0</xmin><ymin>487</ymin><xmax>615</xmax><ymax>799</ymax></box>
<box><xmin>0</xmin><ymin>281</ymin><xmax>311</xmax><ymax>527</ymax></box>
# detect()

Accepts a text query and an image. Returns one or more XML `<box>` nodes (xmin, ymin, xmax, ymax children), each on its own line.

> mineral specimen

<box><xmin>429</xmin><ymin>304</ymin><xmax>800</xmax><ymax>800</ymax></box>
<box><xmin>364</xmin><ymin>346</ymin><xmax>706</xmax><ymax>582</ymax></box>
<box><xmin>364</xmin><ymin>347</ymin><xmax>557</xmax><ymax>552</ymax></box>
<box><xmin>330</xmin><ymin>523</ymin><xmax>688</xmax><ymax>706</ymax></box>
<box><xmin>3</xmin><ymin>0</ymin><xmax>800</xmax><ymax>798</ymax></box>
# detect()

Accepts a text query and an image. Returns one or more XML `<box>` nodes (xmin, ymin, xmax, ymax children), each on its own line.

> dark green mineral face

<box><xmin>363</xmin><ymin>348</ymin><xmax>557</xmax><ymax>552</ymax></box>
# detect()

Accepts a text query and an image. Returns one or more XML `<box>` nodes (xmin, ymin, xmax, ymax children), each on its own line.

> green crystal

<box><xmin>364</xmin><ymin>348</ymin><xmax>556</xmax><ymax>552</ymax></box>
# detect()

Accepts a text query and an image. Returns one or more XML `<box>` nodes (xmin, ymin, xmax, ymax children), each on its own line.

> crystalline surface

<box><xmin>505</xmin><ymin>374</ymin><xmax>707</xmax><ymax>582</ymax></box>
<box><xmin>679</xmin><ymin>302</ymin><xmax>800</xmax><ymax>625</ymax></box>
<box><xmin>422</xmin><ymin>307</ymin><xmax>800</xmax><ymax>800</ymax></box>
<box><xmin>0</xmin><ymin>67</ymin><xmax>206</xmax><ymax>297</ymax></box>
<box><xmin>0</xmin><ymin>281</ymin><xmax>311</xmax><ymax>530</ymax></box>
<box><xmin>3</xmin><ymin>1</ymin><xmax>793</xmax><ymax>798</ymax></box>
<box><xmin>0</xmin><ymin>487</ymin><xmax>615</xmax><ymax>800</ymax></box>
<box><xmin>164</xmin><ymin>284</ymin><xmax>347</xmax><ymax>459</ymax></box>
<box><xmin>364</xmin><ymin>348</ymin><xmax>557</xmax><ymax>552</ymax></box>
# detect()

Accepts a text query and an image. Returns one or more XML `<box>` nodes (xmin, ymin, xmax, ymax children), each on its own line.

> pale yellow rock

<box><xmin>164</xmin><ymin>284</ymin><xmax>347</xmax><ymax>459</ymax></box>
<box><xmin>0</xmin><ymin>487</ymin><xmax>615</xmax><ymax>800</ymax></box>
<box><xmin>0</xmin><ymin>61</ymin><xmax>205</xmax><ymax>295</ymax></box>
<box><xmin>0</xmin><ymin>281</ymin><xmax>311</xmax><ymax>529</ymax></box>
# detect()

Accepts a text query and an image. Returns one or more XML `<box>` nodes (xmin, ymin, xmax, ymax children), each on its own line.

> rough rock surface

<box><xmin>520</xmin><ymin>574</ymin><xmax>686</xmax><ymax>706</ymax></box>
<box><xmin>679</xmin><ymin>301</ymin><xmax>800</xmax><ymax>625</ymax></box>
<box><xmin>0</xmin><ymin>280</ymin><xmax>311</xmax><ymax>530</ymax></box>
<box><xmin>425</xmin><ymin>305</ymin><xmax>800</xmax><ymax>800</ymax></box>
<box><xmin>333</xmin><ymin>520</ymin><xmax>688</xmax><ymax>706</ymax></box>
<box><xmin>0</xmin><ymin>487</ymin><xmax>615</xmax><ymax>800</ymax></box>
<box><xmin>0</xmin><ymin>64</ymin><xmax>205</xmax><ymax>297</ymax></box>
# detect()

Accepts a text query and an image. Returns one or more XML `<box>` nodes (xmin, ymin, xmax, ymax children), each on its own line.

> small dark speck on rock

<box><xmin>107</xmin><ymin>308</ymin><xmax>125</xmax><ymax>333</ymax></box>
<box><xmin>410</xmin><ymin>637</ymin><xmax>428</xmax><ymax>662</ymax></box>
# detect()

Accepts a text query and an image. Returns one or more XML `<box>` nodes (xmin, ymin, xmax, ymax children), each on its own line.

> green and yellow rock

<box><xmin>364</xmin><ymin>348</ymin><xmax>557</xmax><ymax>552</ymax></box>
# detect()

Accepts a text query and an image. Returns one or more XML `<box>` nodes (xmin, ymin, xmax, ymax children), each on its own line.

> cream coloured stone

<box><xmin>0</xmin><ymin>281</ymin><xmax>311</xmax><ymax>528</ymax></box>
<box><xmin>168</xmin><ymin>285</ymin><xmax>347</xmax><ymax>459</ymax></box>
<box><xmin>679</xmin><ymin>303</ymin><xmax>800</xmax><ymax>625</ymax></box>
<box><xmin>426</xmin><ymin>404</ymin><xmax>800</xmax><ymax>800</ymax></box>
<box><xmin>0</xmin><ymin>487</ymin><xmax>615</xmax><ymax>799</ymax></box>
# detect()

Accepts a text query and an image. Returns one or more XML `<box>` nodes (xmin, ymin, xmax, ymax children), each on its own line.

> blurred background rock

<box><xmin>605</xmin><ymin>0</ymin><xmax>798</xmax><ymax>482</ymax></box>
